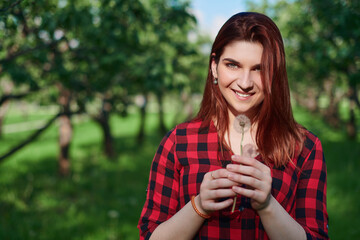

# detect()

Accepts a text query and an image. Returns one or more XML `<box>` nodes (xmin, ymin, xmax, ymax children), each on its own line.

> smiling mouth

<box><xmin>233</xmin><ymin>90</ymin><xmax>253</xmax><ymax>98</ymax></box>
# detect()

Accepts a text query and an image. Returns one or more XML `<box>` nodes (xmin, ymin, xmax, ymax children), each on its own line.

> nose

<box><xmin>236</xmin><ymin>70</ymin><xmax>254</xmax><ymax>92</ymax></box>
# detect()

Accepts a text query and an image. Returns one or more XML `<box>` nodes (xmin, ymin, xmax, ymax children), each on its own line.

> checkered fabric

<box><xmin>138</xmin><ymin>119</ymin><xmax>329</xmax><ymax>239</ymax></box>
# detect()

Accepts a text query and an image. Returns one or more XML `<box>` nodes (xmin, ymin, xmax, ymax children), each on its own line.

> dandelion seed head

<box><xmin>242</xmin><ymin>144</ymin><xmax>258</xmax><ymax>158</ymax></box>
<box><xmin>234</xmin><ymin>114</ymin><xmax>251</xmax><ymax>133</ymax></box>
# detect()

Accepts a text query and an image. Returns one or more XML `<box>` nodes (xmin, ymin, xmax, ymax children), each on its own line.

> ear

<box><xmin>211</xmin><ymin>54</ymin><xmax>218</xmax><ymax>79</ymax></box>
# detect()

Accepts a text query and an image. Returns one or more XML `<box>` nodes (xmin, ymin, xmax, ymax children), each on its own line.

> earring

<box><xmin>213</xmin><ymin>78</ymin><xmax>218</xmax><ymax>85</ymax></box>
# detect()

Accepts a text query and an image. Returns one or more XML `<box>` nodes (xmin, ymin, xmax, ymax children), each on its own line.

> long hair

<box><xmin>196</xmin><ymin>12</ymin><xmax>305</xmax><ymax>167</ymax></box>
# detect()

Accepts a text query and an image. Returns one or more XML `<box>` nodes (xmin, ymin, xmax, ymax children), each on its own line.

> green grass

<box><xmin>0</xmin><ymin>107</ymin><xmax>359</xmax><ymax>239</ymax></box>
<box><xmin>0</xmin><ymin>112</ymin><xmax>167</xmax><ymax>240</ymax></box>
<box><xmin>293</xmin><ymin>107</ymin><xmax>360</xmax><ymax>239</ymax></box>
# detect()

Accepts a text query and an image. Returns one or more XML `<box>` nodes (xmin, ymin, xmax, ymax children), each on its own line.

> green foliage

<box><xmin>247</xmin><ymin>0</ymin><xmax>360</xmax><ymax>139</ymax></box>
<box><xmin>0</xmin><ymin>0</ymin><xmax>210</xmax><ymax>165</ymax></box>
<box><xmin>0</xmin><ymin>0</ymin><xmax>208</xmax><ymax>116</ymax></box>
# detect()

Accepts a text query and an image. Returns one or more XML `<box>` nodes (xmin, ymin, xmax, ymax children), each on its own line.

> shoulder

<box><xmin>303</xmin><ymin>129</ymin><xmax>321</xmax><ymax>151</ymax></box>
<box><xmin>161</xmin><ymin>119</ymin><xmax>216</xmax><ymax>148</ymax></box>
<box><xmin>303</xmin><ymin>129</ymin><xmax>322</xmax><ymax>151</ymax></box>
<box><xmin>296</xmin><ymin>128</ymin><xmax>325</xmax><ymax>169</ymax></box>
<box><xmin>155</xmin><ymin>119</ymin><xmax>209</xmax><ymax>161</ymax></box>
<box><xmin>170</xmin><ymin>118</ymin><xmax>211</xmax><ymax>136</ymax></box>
<box><xmin>158</xmin><ymin>119</ymin><xmax>204</xmax><ymax>144</ymax></box>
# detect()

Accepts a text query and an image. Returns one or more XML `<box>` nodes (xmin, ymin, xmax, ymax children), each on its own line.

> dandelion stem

<box><xmin>231</xmin><ymin>124</ymin><xmax>245</xmax><ymax>213</ymax></box>
<box><xmin>240</xmin><ymin>127</ymin><xmax>244</xmax><ymax>155</ymax></box>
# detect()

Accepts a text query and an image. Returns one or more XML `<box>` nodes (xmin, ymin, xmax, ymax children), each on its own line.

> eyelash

<box><xmin>225</xmin><ymin>63</ymin><xmax>261</xmax><ymax>72</ymax></box>
<box><xmin>226</xmin><ymin>63</ymin><xmax>238</xmax><ymax>69</ymax></box>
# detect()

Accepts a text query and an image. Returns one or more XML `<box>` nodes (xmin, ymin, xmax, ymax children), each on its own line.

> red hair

<box><xmin>196</xmin><ymin>12</ymin><xmax>305</xmax><ymax>167</ymax></box>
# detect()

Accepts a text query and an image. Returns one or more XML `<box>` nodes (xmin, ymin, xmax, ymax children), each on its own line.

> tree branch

<box><xmin>0</xmin><ymin>112</ymin><xmax>60</xmax><ymax>163</ymax></box>
<box><xmin>0</xmin><ymin>41</ymin><xmax>57</xmax><ymax>64</ymax></box>
<box><xmin>0</xmin><ymin>109</ymin><xmax>82</xmax><ymax>163</ymax></box>
<box><xmin>0</xmin><ymin>92</ymin><xmax>30</xmax><ymax>106</ymax></box>
<box><xmin>0</xmin><ymin>0</ymin><xmax>23</xmax><ymax>13</ymax></box>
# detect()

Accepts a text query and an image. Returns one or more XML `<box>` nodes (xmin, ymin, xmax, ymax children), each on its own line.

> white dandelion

<box><xmin>234</xmin><ymin>115</ymin><xmax>251</xmax><ymax>135</ymax></box>
<box><xmin>233</xmin><ymin>114</ymin><xmax>251</xmax><ymax>156</ymax></box>
<box><xmin>242</xmin><ymin>144</ymin><xmax>258</xmax><ymax>158</ymax></box>
<box><xmin>231</xmin><ymin>114</ymin><xmax>251</xmax><ymax>213</ymax></box>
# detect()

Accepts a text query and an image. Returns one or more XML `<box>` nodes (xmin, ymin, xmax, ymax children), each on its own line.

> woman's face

<box><xmin>211</xmin><ymin>40</ymin><xmax>264</xmax><ymax>118</ymax></box>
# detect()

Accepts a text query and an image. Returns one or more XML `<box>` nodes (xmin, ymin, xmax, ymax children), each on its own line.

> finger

<box><xmin>231</xmin><ymin>155</ymin><xmax>257</xmax><ymax>166</ymax></box>
<box><xmin>226</xmin><ymin>164</ymin><xmax>263</xmax><ymax>180</ymax></box>
<box><xmin>208</xmin><ymin>189</ymin><xmax>237</xmax><ymax>199</ymax></box>
<box><xmin>204</xmin><ymin>198</ymin><xmax>234</xmax><ymax>211</ymax></box>
<box><xmin>209</xmin><ymin>168</ymin><xmax>232</xmax><ymax>180</ymax></box>
<box><xmin>209</xmin><ymin>178</ymin><xmax>238</xmax><ymax>190</ymax></box>
<box><xmin>231</xmin><ymin>155</ymin><xmax>270</xmax><ymax>173</ymax></box>
<box><xmin>232</xmin><ymin>185</ymin><xmax>269</xmax><ymax>204</ymax></box>
<box><xmin>227</xmin><ymin>173</ymin><xmax>263</xmax><ymax>190</ymax></box>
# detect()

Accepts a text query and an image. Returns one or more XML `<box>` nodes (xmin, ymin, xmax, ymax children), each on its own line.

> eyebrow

<box><xmin>222</xmin><ymin>58</ymin><xmax>261</xmax><ymax>69</ymax></box>
<box><xmin>223</xmin><ymin>58</ymin><xmax>241</xmax><ymax>65</ymax></box>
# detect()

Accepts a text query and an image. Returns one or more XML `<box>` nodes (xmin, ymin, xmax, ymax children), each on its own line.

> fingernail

<box><xmin>227</xmin><ymin>164</ymin><xmax>234</xmax><ymax>170</ymax></box>
<box><xmin>231</xmin><ymin>155</ymin><xmax>236</xmax><ymax>160</ymax></box>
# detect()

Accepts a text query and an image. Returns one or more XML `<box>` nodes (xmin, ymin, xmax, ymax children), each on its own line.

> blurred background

<box><xmin>0</xmin><ymin>0</ymin><xmax>359</xmax><ymax>239</ymax></box>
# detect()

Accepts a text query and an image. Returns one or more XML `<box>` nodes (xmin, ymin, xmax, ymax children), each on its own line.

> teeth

<box><xmin>235</xmin><ymin>92</ymin><xmax>250</xmax><ymax>97</ymax></box>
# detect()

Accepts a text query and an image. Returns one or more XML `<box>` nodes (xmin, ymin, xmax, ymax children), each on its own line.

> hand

<box><xmin>226</xmin><ymin>155</ymin><xmax>272</xmax><ymax>211</ymax></box>
<box><xmin>197</xmin><ymin>169</ymin><xmax>237</xmax><ymax>215</ymax></box>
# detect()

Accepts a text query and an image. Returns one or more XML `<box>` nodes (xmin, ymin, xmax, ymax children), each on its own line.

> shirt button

<box><xmin>238</xmin><ymin>206</ymin><xmax>245</xmax><ymax>211</ymax></box>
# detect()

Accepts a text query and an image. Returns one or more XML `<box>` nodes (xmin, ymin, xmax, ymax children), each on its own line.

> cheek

<box><xmin>218</xmin><ymin>69</ymin><xmax>237</xmax><ymax>85</ymax></box>
<box><xmin>218</xmin><ymin>84</ymin><xmax>228</xmax><ymax>97</ymax></box>
<box><xmin>254</xmin><ymin>75</ymin><xmax>264</xmax><ymax>91</ymax></box>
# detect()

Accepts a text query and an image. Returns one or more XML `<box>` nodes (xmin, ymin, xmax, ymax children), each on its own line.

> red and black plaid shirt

<box><xmin>138</xmin><ymin>119</ymin><xmax>329</xmax><ymax>239</ymax></box>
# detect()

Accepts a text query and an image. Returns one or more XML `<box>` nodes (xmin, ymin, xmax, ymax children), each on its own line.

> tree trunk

<box><xmin>0</xmin><ymin>99</ymin><xmax>10</xmax><ymax>138</ymax></box>
<box><xmin>324</xmin><ymin>100</ymin><xmax>340</xmax><ymax>128</ymax></box>
<box><xmin>292</xmin><ymin>87</ymin><xmax>319</xmax><ymax>113</ymax></box>
<box><xmin>347</xmin><ymin>105</ymin><xmax>357</xmax><ymax>140</ymax></box>
<box><xmin>323</xmin><ymin>80</ymin><xmax>341</xmax><ymax>128</ymax></box>
<box><xmin>59</xmin><ymin>113</ymin><xmax>72</xmax><ymax>176</ymax></box>
<box><xmin>347</xmin><ymin>86</ymin><xmax>358</xmax><ymax>140</ymax></box>
<box><xmin>96</xmin><ymin>97</ymin><xmax>114</xmax><ymax>158</ymax></box>
<box><xmin>0</xmin><ymin>80</ymin><xmax>13</xmax><ymax>138</ymax></box>
<box><xmin>101</xmin><ymin>117</ymin><xmax>114</xmax><ymax>158</ymax></box>
<box><xmin>137</xmin><ymin>93</ymin><xmax>148</xmax><ymax>144</ymax></box>
<box><xmin>156</xmin><ymin>93</ymin><xmax>167</xmax><ymax>136</ymax></box>
<box><xmin>58</xmin><ymin>84</ymin><xmax>72</xmax><ymax>177</ymax></box>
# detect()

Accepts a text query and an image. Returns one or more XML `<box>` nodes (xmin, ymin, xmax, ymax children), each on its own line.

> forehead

<box><xmin>221</xmin><ymin>41</ymin><xmax>263</xmax><ymax>62</ymax></box>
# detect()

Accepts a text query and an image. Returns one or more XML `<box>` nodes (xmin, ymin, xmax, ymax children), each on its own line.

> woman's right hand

<box><xmin>197</xmin><ymin>169</ymin><xmax>238</xmax><ymax>215</ymax></box>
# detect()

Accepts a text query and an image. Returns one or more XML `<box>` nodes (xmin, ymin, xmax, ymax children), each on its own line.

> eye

<box><xmin>253</xmin><ymin>65</ymin><xmax>261</xmax><ymax>72</ymax></box>
<box><xmin>226</xmin><ymin>63</ymin><xmax>238</xmax><ymax>69</ymax></box>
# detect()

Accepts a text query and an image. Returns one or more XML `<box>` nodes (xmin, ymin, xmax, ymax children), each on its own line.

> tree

<box><xmin>123</xmin><ymin>0</ymin><xmax>206</xmax><ymax>141</ymax></box>
<box><xmin>248</xmin><ymin>0</ymin><xmax>360</xmax><ymax>139</ymax></box>
<box><xmin>0</xmin><ymin>0</ymin><xmax>92</xmax><ymax>174</ymax></box>
<box><xmin>0</xmin><ymin>0</ymin><xmax>206</xmax><ymax>174</ymax></box>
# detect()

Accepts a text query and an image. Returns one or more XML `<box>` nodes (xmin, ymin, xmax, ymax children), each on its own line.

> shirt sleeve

<box><xmin>138</xmin><ymin>128</ymin><xmax>180</xmax><ymax>240</ymax></box>
<box><xmin>296</xmin><ymin>136</ymin><xmax>329</xmax><ymax>239</ymax></box>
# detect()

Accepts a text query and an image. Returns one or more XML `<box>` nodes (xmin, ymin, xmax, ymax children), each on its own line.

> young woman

<box><xmin>138</xmin><ymin>12</ymin><xmax>329</xmax><ymax>240</ymax></box>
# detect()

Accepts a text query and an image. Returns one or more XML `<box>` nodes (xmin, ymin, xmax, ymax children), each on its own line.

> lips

<box><xmin>233</xmin><ymin>89</ymin><xmax>254</xmax><ymax>99</ymax></box>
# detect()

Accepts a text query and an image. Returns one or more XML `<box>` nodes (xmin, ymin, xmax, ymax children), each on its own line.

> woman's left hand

<box><xmin>226</xmin><ymin>155</ymin><xmax>272</xmax><ymax>211</ymax></box>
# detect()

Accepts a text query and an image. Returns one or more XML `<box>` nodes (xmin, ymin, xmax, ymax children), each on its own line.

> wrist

<box><xmin>256</xmin><ymin>195</ymin><xmax>273</xmax><ymax>213</ymax></box>
<box><xmin>191</xmin><ymin>195</ymin><xmax>211</xmax><ymax>219</ymax></box>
